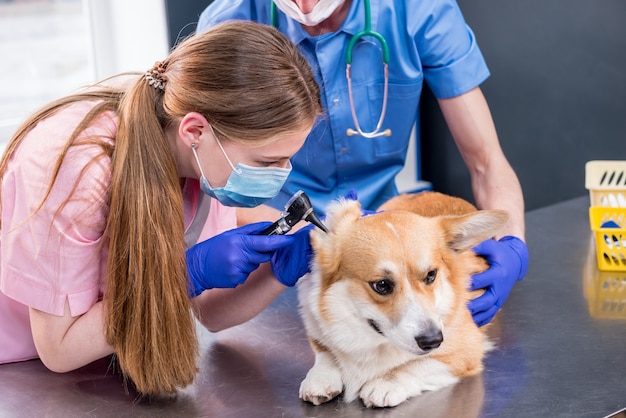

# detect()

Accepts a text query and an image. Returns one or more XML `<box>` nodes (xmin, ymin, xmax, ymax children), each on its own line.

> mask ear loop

<box><xmin>190</xmin><ymin>143</ymin><xmax>211</xmax><ymax>184</ymax></box>
<box><xmin>207</xmin><ymin>124</ymin><xmax>243</xmax><ymax>175</ymax></box>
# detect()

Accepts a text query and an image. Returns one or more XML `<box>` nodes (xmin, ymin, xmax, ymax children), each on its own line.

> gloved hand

<box><xmin>186</xmin><ymin>222</ymin><xmax>295</xmax><ymax>297</ymax></box>
<box><xmin>468</xmin><ymin>236</ymin><xmax>529</xmax><ymax>327</ymax></box>
<box><xmin>343</xmin><ymin>189</ymin><xmax>359</xmax><ymax>201</ymax></box>
<box><xmin>343</xmin><ymin>189</ymin><xmax>378</xmax><ymax>216</ymax></box>
<box><xmin>270</xmin><ymin>225</ymin><xmax>314</xmax><ymax>287</ymax></box>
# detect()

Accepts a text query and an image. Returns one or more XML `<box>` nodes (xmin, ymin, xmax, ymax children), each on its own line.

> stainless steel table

<box><xmin>1</xmin><ymin>196</ymin><xmax>625</xmax><ymax>418</ymax></box>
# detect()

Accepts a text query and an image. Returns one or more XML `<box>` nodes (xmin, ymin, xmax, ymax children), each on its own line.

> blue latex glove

<box><xmin>270</xmin><ymin>225</ymin><xmax>314</xmax><ymax>287</ymax></box>
<box><xmin>468</xmin><ymin>236</ymin><xmax>529</xmax><ymax>327</ymax></box>
<box><xmin>186</xmin><ymin>222</ymin><xmax>295</xmax><ymax>297</ymax></box>
<box><xmin>343</xmin><ymin>189</ymin><xmax>378</xmax><ymax>216</ymax></box>
<box><xmin>343</xmin><ymin>189</ymin><xmax>359</xmax><ymax>201</ymax></box>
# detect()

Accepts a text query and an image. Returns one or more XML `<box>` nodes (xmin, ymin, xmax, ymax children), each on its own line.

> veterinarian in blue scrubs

<box><xmin>197</xmin><ymin>0</ymin><xmax>529</xmax><ymax>327</ymax></box>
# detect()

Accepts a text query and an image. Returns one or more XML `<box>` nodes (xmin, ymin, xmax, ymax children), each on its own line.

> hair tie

<box><xmin>144</xmin><ymin>61</ymin><xmax>167</xmax><ymax>91</ymax></box>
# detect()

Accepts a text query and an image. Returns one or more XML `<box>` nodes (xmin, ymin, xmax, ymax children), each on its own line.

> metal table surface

<box><xmin>1</xmin><ymin>196</ymin><xmax>625</xmax><ymax>418</ymax></box>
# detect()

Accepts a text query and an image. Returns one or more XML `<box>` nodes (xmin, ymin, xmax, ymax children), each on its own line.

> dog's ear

<box><xmin>311</xmin><ymin>199</ymin><xmax>362</xmax><ymax>272</ymax></box>
<box><xmin>440</xmin><ymin>210</ymin><xmax>509</xmax><ymax>252</ymax></box>
<box><xmin>317</xmin><ymin>198</ymin><xmax>363</xmax><ymax>235</ymax></box>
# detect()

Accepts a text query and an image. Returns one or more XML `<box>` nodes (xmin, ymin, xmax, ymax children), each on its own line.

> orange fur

<box><xmin>298</xmin><ymin>192</ymin><xmax>509</xmax><ymax>407</ymax></box>
<box><xmin>380</xmin><ymin>191</ymin><xmax>490</xmax><ymax>299</ymax></box>
<box><xmin>378</xmin><ymin>190</ymin><xmax>478</xmax><ymax>216</ymax></box>
<box><xmin>378</xmin><ymin>191</ymin><xmax>498</xmax><ymax>376</ymax></box>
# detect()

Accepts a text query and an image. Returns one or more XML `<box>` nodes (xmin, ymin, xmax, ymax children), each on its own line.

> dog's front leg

<box><xmin>359</xmin><ymin>358</ymin><xmax>458</xmax><ymax>408</ymax></box>
<box><xmin>299</xmin><ymin>346</ymin><xmax>343</xmax><ymax>405</ymax></box>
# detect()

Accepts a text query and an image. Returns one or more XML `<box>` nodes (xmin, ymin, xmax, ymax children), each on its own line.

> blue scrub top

<box><xmin>197</xmin><ymin>0</ymin><xmax>489</xmax><ymax>215</ymax></box>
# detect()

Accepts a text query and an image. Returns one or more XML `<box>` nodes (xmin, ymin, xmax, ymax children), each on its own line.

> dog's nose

<box><xmin>415</xmin><ymin>329</ymin><xmax>443</xmax><ymax>352</ymax></box>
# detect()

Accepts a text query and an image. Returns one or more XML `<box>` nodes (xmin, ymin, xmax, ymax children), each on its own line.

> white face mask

<box><xmin>273</xmin><ymin>0</ymin><xmax>345</xmax><ymax>26</ymax></box>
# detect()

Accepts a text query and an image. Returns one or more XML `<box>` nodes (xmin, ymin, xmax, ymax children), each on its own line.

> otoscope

<box><xmin>258</xmin><ymin>190</ymin><xmax>328</xmax><ymax>235</ymax></box>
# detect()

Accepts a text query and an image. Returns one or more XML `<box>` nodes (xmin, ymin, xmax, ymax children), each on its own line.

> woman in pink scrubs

<box><xmin>0</xmin><ymin>21</ymin><xmax>322</xmax><ymax>396</ymax></box>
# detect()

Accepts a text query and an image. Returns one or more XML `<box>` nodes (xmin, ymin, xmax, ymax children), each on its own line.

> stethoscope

<box><xmin>271</xmin><ymin>0</ymin><xmax>392</xmax><ymax>138</ymax></box>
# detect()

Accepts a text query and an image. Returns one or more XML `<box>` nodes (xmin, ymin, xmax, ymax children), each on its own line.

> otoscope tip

<box><xmin>306</xmin><ymin>214</ymin><xmax>329</xmax><ymax>233</ymax></box>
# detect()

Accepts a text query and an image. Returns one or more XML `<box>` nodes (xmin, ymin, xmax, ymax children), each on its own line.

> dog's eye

<box><xmin>369</xmin><ymin>280</ymin><xmax>394</xmax><ymax>295</ymax></box>
<box><xmin>424</xmin><ymin>269</ymin><xmax>437</xmax><ymax>285</ymax></box>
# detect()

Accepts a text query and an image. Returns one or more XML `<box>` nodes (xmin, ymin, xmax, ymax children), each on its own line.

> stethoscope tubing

<box><xmin>271</xmin><ymin>0</ymin><xmax>392</xmax><ymax>138</ymax></box>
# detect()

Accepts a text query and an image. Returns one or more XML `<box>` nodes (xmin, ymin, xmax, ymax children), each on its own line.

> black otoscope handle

<box><xmin>258</xmin><ymin>215</ymin><xmax>299</xmax><ymax>235</ymax></box>
<box><xmin>256</xmin><ymin>190</ymin><xmax>327</xmax><ymax>235</ymax></box>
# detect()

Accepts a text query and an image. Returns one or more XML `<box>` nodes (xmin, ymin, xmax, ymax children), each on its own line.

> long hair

<box><xmin>0</xmin><ymin>21</ymin><xmax>321</xmax><ymax>396</ymax></box>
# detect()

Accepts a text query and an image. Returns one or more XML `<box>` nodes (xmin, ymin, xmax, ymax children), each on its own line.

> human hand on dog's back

<box><xmin>468</xmin><ymin>236</ymin><xmax>529</xmax><ymax>327</ymax></box>
<box><xmin>343</xmin><ymin>189</ymin><xmax>379</xmax><ymax>217</ymax></box>
<box><xmin>186</xmin><ymin>222</ymin><xmax>295</xmax><ymax>297</ymax></box>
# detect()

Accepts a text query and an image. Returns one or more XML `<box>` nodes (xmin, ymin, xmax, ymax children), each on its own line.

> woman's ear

<box><xmin>178</xmin><ymin>112</ymin><xmax>210</xmax><ymax>148</ymax></box>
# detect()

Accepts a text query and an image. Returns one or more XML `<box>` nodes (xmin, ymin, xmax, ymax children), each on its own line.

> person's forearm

<box><xmin>469</xmin><ymin>160</ymin><xmax>525</xmax><ymax>240</ymax></box>
<box><xmin>192</xmin><ymin>262</ymin><xmax>286</xmax><ymax>332</ymax></box>
<box><xmin>236</xmin><ymin>203</ymin><xmax>311</xmax><ymax>232</ymax></box>
<box><xmin>236</xmin><ymin>204</ymin><xmax>281</xmax><ymax>227</ymax></box>
<box><xmin>30</xmin><ymin>300</ymin><xmax>113</xmax><ymax>372</ymax></box>
<box><xmin>438</xmin><ymin>87</ymin><xmax>525</xmax><ymax>240</ymax></box>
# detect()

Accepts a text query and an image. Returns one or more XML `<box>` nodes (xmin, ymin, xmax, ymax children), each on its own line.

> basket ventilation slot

<box><xmin>599</xmin><ymin>170</ymin><xmax>626</xmax><ymax>186</ymax></box>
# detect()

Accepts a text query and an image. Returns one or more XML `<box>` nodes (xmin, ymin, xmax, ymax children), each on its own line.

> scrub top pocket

<box><xmin>365</xmin><ymin>81</ymin><xmax>423</xmax><ymax>157</ymax></box>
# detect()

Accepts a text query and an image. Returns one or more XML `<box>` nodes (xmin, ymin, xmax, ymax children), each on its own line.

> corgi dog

<box><xmin>297</xmin><ymin>192</ymin><xmax>508</xmax><ymax>408</ymax></box>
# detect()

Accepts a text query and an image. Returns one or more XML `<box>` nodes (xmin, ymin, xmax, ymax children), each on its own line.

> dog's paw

<box><xmin>299</xmin><ymin>366</ymin><xmax>343</xmax><ymax>405</ymax></box>
<box><xmin>359</xmin><ymin>361</ymin><xmax>459</xmax><ymax>408</ymax></box>
<box><xmin>359</xmin><ymin>378</ymin><xmax>411</xmax><ymax>408</ymax></box>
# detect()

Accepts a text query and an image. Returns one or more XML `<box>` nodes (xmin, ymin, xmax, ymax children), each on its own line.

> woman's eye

<box><xmin>369</xmin><ymin>280</ymin><xmax>394</xmax><ymax>295</ymax></box>
<box><xmin>424</xmin><ymin>269</ymin><xmax>437</xmax><ymax>285</ymax></box>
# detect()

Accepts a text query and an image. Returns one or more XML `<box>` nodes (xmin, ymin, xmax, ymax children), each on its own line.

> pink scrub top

<box><xmin>0</xmin><ymin>101</ymin><xmax>236</xmax><ymax>364</ymax></box>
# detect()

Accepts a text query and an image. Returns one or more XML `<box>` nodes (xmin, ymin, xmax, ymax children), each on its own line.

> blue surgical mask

<box><xmin>190</xmin><ymin>133</ymin><xmax>291</xmax><ymax>208</ymax></box>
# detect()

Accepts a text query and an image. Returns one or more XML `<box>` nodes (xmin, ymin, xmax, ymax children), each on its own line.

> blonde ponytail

<box><xmin>104</xmin><ymin>79</ymin><xmax>197</xmax><ymax>395</ymax></box>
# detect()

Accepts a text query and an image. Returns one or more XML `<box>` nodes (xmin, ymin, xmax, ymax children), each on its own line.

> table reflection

<box><xmin>584</xmin><ymin>234</ymin><xmax>626</xmax><ymax>320</ymax></box>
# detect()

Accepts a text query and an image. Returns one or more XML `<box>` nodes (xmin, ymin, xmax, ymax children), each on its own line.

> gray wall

<box><xmin>422</xmin><ymin>0</ymin><xmax>626</xmax><ymax>210</ymax></box>
<box><xmin>164</xmin><ymin>0</ymin><xmax>210</xmax><ymax>47</ymax></box>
